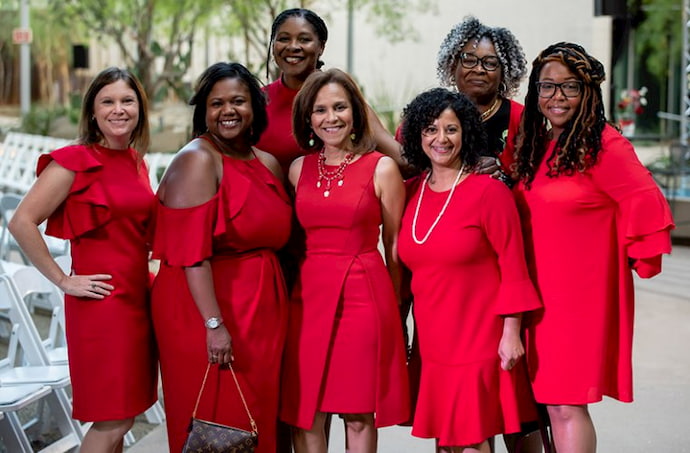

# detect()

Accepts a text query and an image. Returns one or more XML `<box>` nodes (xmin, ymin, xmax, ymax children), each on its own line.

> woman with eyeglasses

<box><xmin>514</xmin><ymin>42</ymin><xmax>674</xmax><ymax>453</ymax></box>
<box><xmin>436</xmin><ymin>16</ymin><xmax>527</xmax><ymax>185</ymax></box>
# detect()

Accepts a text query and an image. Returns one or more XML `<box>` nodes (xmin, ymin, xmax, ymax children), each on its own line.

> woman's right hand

<box><xmin>207</xmin><ymin>326</ymin><xmax>234</xmax><ymax>364</ymax></box>
<box><xmin>58</xmin><ymin>274</ymin><xmax>114</xmax><ymax>299</ymax></box>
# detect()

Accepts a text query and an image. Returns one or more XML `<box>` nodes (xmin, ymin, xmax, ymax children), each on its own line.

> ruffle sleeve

<box><xmin>593</xmin><ymin>126</ymin><xmax>675</xmax><ymax>278</ymax></box>
<box><xmin>479</xmin><ymin>178</ymin><xmax>542</xmax><ymax>315</ymax></box>
<box><xmin>150</xmin><ymin>194</ymin><xmax>225</xmax><ymax>267</ymax></box>
<box><xmin>37</xmin><ymin>145</ymin><xmax>110</xmax><ymax>240</ymax></box>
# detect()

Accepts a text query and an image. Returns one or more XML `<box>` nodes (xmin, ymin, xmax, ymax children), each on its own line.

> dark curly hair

<box><xmin>515</xmin><ymin>42</ymin><xmax>607</xmax><ymax>187</ymax></box>
<box><xmin>437</xmin><ymin>16</ymin><xmax>526</xmax><ymax>98</ymax></box>
<box><xmin>189</xmin><ymin>62</ymin><xmax>268</xmax><ymax>145</ymax></box>
<box><xmin>266</xmin><ymin>8</ymin><xmax>328</xmax><ymax>80</ymax></box>
<box><xmin>400</xmin><ymin>88</ymin><xmax>486</xmax><ymax>171</ymax></box>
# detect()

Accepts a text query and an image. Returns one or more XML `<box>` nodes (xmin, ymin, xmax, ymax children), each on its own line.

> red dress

<box><xmin>38</xmin><ymin>144</ymin><xmax>157</xmax><ymax>422</ymax></box>
<box><xmin>514</xmin><ymin>125</ymin><xmax>674</xmax><ymax>404</ymax></box>
<box><xmin>255</xmin><ymin>77</ymin><xmax>304</xmax><ymax>175</ymax></box>
<box><xmin>398</xmin><ymin>173</ymin><xmax>541</xmax><ymax>446</ymax></box>
<box><xmin>280</xmin><ymin>151</ymin><xmax>409</xmax><ymax>429</ymax></box>
<box><xmin>151</xmin><ymin>147</ymin><xmax>292</xmax><ymax>453</ymax></box>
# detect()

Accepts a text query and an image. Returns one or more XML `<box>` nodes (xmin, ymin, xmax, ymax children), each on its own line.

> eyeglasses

<box><xmin>459</xmin><ymin>53</ymin><xmax>500</xmax><ymax>72</ymax></box>
<box><xmin>536</xmin><ymin>81</ymin><xmax>583</xmax><ymax>98</ymax></box>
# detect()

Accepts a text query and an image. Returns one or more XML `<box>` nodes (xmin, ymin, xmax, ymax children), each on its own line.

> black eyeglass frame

<box><xmin>458</xmin><ymin>52</ymin><xmax>500</xmax><ymax>72</ymax></box>
<box><xmin>535</xmin><ymin>81</ymin><xmax>583</xmax><ymax>98</ymax></box>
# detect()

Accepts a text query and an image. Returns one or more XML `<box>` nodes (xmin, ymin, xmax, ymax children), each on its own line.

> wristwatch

<box><xmin>205</xmin><ymin>317</ymin><xmax>223</xmax><ymax>329</ymax></box>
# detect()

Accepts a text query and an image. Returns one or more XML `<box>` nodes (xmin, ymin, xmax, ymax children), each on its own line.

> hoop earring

<box><xmin>499</xmin><ymin>81</ymin><xmax>508</xmax><ymax>95</ymax></box>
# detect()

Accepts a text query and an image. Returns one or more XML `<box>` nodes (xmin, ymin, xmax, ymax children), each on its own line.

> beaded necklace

<box><xmin>316</xmin><ymin>150</ymin><xmax>355</xmax><ymax>197</ymax></box>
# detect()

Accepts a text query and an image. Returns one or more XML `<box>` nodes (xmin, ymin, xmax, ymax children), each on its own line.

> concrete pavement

<box><xmin>127</xmin><ymin>246</ymin><xmax>690</xmax><ymax>452</ymax></box>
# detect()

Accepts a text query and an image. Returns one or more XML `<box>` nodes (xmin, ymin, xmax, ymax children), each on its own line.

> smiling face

<box><xmin>205</xmin><ymin>77</ymin><xmax>253</xmax><ymax>145</ymax></box>
<box><xmin>93</xmin><ymin>79</ymin><xmax>139</xmax><ymax>149</ymax></box>
<box><xmin>537</xmin><ymin>60</ymin><xmax>582</xmax><ymax>140</ymax></box>
<box><xmin>310</xmin><ymin>82</ymin><xmax>354</xmax><ymax>151</ymax></box>
<box><xmin>454</xmin><ymin>37</ymin><xmax>502</xmax><ymax>105</ymax></box>
<box><xmin>273</xmin><ymin>16</ymin><xmax>324</xmax><ymax>88</ymax></box>
<box><xmin>421</xmin><ymin>108</ymin><xmax>463</xmax><ymax>170</ymax></box>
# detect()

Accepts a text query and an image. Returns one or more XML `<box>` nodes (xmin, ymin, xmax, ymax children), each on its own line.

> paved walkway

<box><xmin>127</xmin><ymin>245</ymin><xmax>690</xmax><ymax>452</ymax></box>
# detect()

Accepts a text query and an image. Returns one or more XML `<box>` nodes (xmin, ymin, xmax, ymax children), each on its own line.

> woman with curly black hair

<box><xmin>436</xmin><ymin>16</ymin><xmax>527</xmax><ymax>184</ymax></box>
<box><xmin>514</xmin><ymin>42</ymin><xmax>674</xmax><ymax>453</ymax></box>
<box><xmin>397</xmin><ymin>88</ymin><xmax>541</xmax><ymax>453</ymax></box>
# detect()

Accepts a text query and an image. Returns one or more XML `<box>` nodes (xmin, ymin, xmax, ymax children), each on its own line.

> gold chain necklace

<box><xmin>412</xmin><ymin>164</ymin><xmax>465</xmax><ymax>245</ymax></box>
<box><xmin>480</xmin><ymin>97</ymin><xmax>500</xmax><ymax>122</ymax></box>
<box><xmin>316</xmin><ymin>150</ymin><xmax>355</xmax><ymax>197</ymax></box>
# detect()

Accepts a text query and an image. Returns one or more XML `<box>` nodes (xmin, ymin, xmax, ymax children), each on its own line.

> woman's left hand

<box><xmin>498</xmin><ymin>331</ymin><xmax>525</xmax><ymax>371</ymax></box>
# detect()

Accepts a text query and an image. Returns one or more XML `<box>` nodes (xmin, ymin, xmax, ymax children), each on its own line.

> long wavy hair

<box><xmin>400</xmin><ymin>87</ymin><xmax>486</xmax><ymax>172</ymax></box>
<box><xmin>515</xmin><ymin>42</ymin><xmax>607</xmax><ymax>187</ymax></box>
<box><xmin>436</xmin><ymin>16</ymin><xmax>526</xmax><ymax>98</ymax></box>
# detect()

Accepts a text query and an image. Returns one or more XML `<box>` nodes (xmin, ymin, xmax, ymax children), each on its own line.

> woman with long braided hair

<box><xmin>514</xmin><ymin>42</ymin><xmax>674</xmax><ymax>453</ymax></box>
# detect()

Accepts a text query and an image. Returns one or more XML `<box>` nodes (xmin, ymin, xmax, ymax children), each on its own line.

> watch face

<box><xmin>206</xmin><ymin>318</ymin><xmax>220</xmax><ymax>329</ymax></box>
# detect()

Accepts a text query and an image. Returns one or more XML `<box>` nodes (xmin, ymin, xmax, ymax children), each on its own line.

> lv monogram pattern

<box><xmin>182</xmin><ymin>418</ymin><xmax>258</xmax><ymax>453</ymax></box>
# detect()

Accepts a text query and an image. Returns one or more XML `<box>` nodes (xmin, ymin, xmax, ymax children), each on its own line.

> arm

<box><xmin>159</xmin><ymin>144</ymin><xmax>233</xmax><ymax>364</ymax></box>
<box><xmin>367</xmin><ymin>104</ymin><xmax>405</xmax><ymax>166</ymax></box>
<box><xmin>8</xmin><ymin>161</ymin><xmax>114</xmax><ymax>298</ymax></box>
<box><xmin>374</xmin><ymin>156</ymin><xmax>405</xmax><ymax>303</ymax></box>
<box><xmin>287</xmin><ymin>156</ymin><xmax>305</xmax><ymax>191</ymax></box>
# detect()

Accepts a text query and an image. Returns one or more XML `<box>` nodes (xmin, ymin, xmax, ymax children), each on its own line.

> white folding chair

<box><xmin>0</xmin><ymin>384</ymin><xmax>56</xmax><ymax>452</ymax></box>
<box><xmin>0</xmin><ymin>274</ymin><xmax>81</xmax><ymax>451</ymax></box>
<box><xmin>12</xmin><ymin>267</ymin><xmax>67</xmax><ymax>364</ymax></box>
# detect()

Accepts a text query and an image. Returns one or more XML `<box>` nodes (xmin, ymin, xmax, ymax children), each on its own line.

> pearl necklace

<box><xmin>316</xmin><ymin>150</ymin><xmax>355</xmax><ymax>197</ymax></box>
<box><xmin>412</xmin><ymin>164</ymin><xmax>465</xmax><ymax>245</ymax></box>
<box><xmin>480</xmin><ymin>97</ymin><xmax>500</xmax><ymax>122</ymax></box>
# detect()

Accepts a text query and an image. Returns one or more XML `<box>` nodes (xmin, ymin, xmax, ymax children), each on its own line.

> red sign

<box><xmin>12</xmin><ymin>28</ymin><xmax>32</xmax><ymax>45</ymax></box>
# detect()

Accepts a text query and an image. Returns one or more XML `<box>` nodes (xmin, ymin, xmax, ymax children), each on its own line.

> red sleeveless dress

<box><xmin>280</xmin><ymin>151</ymin><xmax>409</xmax><ymax>430</ymax></box>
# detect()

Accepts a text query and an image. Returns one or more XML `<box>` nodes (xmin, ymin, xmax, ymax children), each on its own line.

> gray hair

<box><xmin>437</xmin><ymin>16</ymin><xmax>527</xmax><ymax>98</ymax></box>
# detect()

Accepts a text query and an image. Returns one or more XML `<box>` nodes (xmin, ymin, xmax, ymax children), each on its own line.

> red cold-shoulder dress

<box><xmin>151</xmin><ymin>149</ymin><xmax>292</xmax><ymax>453</ymax></box>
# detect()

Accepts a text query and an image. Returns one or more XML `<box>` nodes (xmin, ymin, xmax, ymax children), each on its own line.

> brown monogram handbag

<box><xmin>181</xmin><ymin>363</ymin><xmax>259</xmax><ymax>453</ymax></box>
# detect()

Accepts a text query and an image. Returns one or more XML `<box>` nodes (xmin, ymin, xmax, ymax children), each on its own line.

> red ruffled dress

<box><xmin>398</xmin><ymin>173</ymin><xmax>542</xmax><ymax>446</ymax></box>
<box><xmin>38</xmin><ymin>144</ymin><xmax>158</xmax><ymax>422</ymax></box>
<box><xmin>280</xmin><ymin>151</ymin><xmax>410</xmax><ymax>429</ymax></box>
<box><xmin>514</xmin><ymin>125</ymin><xmax>675</xmax><ymax>404</ymax></box>
<box><xmin>151</xmin><ymin>148</ymin><xmax>292</xmax><ymax>453</ymax></box>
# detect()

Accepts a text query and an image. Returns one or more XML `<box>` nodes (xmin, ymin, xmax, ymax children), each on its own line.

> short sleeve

<box><xmin>38</xmin><ymin>145</ymin><xmax>111</xmax><ymax>240</ymax></box>
<box><xmin>150</xmin><ymin>194</ymin><xmax>225</xmax><ymax>267</ymax></box>
<box><xmin>591</xmin><ymin>126</ymin><xmax>674</xmax><ymax>277</ymax></box>
<box><xmin>479</xmin><ymin>178</ymin><xmax>542</xmax><ymax>315</ymax></box>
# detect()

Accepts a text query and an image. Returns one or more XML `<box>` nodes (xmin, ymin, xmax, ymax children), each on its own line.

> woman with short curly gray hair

<box><xmin>437</xmin><ymin>16</ymin><xmax>527</xmax><ymax>185</ymax></box>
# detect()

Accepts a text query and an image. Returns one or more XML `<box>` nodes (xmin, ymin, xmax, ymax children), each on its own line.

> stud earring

<box><xmin>350</xmin><ymin>132</ymin><xmax>356</xmax><ymax>141</ymax></box>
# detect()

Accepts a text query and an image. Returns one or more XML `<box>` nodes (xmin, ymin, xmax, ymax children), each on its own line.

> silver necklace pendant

<box><xmin>323</xmin><ymin>190</ymin><xmax>330</xmax><ymax>197</ymax></box>
<box><xmin>337</xmin><ymin>180</ymin><xmax>344</xmax><ymax>187</ymax></box>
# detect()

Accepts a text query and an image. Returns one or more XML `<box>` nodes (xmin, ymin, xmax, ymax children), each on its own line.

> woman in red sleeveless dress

<box><xmin>280</xmin><ymin>68</ymin><xmax>409</xmax><ymax>453</ymax></box>
<box><xmin>9</xmin><ymin>67</ymin><xmax>157</xmax><ymax>453</ymax></box>
<box><xmin>151</xmin><ymin>62</ymin><xmax>292</xmax><ymax>453</ymax></box>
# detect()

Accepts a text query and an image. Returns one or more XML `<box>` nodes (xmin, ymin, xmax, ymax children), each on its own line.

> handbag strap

<box><xmin>191</xmin><ymin>363</ymin><xmax>258</xmax><ymax>433</ymax></box>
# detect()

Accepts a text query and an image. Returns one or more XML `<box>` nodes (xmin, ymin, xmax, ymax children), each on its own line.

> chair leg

<box><xmin>0</xmin><ymin>411</ymin><xmax>34</xmax><ymax>452</ymax></box>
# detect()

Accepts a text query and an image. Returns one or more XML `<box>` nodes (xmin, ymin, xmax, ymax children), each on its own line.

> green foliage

<box><xmin>20</xmin><ymin>106</ymin><xmax>66</xmax><ymax>135</ymax></box>
<box><xmin>634</xmin><ymin>0</ymin><xmax>682</xmax><ymax>83</ymax></box>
